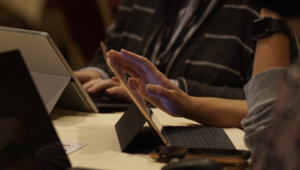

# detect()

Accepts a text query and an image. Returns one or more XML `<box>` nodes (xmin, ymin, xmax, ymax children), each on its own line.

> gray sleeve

<box><xmin>241</xmin><ymin>67</ymin><xmax>287</xmax><ymax>151</ymax></box>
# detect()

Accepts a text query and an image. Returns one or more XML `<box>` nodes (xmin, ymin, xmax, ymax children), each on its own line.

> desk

<box><xmin>50</xmin><ymin>107</ymin><xmax>247</xmax><ymax>170</ymax></box>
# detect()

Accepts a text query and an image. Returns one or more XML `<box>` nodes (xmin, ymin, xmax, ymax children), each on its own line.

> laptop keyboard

<box><xmin>163</xmin><ymin>126</ymin><xmax>231</xmax><ymax>149</ymax></box>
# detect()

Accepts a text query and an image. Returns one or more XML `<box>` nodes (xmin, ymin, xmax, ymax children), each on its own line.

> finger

<box><xmin>118</xmin><ymin>62</ymin><xmax>140</xmax><ymax>79</ymax></box>
<box><xmin>120</xmin><ymin>49</ymin><xmax>159</xmax><ymax>74</ymax></box>
<box><xmin>146</xmin><ymin>84</ymin><xmax>173</xmax><ymax>99</ymax></box>
<box><xmin>108</xmin><ymin>50</ymin><xmax>148</xmax><ymax>76</ymax></box>
<box><xmin>82</xmin><ymin>79</ymin><xmax>99</xmax><ymax>90</ymax></box>
<box><xmin>108</xmin><ymin>50</ymin><xmax>148</xmax><ymax>82</ymax></box>
<box><xmin>88</xmin><ymin>80</ymin><xmax>119</xmax><ymax>94</ymax></box>
<box><xmin>128</xmin><ymin>78</ymin><xmax>153</xmax><ymax>102</ymax></box>
<box><xmin>111</xmin><ymin>77</ymin><xmax>120</xmax><ymax>83</ymax></box>
<box><xmin>128</xmin><ymin>78</ymin><xmax>139</xmax><ymax>91</ymax></box>
<box><xmin>106</xmin><ymin>86</ymin><xmax>132</xmax><ymax>102</ymax></box>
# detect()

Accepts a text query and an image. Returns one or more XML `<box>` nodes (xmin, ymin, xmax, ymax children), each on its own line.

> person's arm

<box><xmin>176</xmin><ymin>78</ymin><xmax>246</xmax><ymax>99</ymax></box>
<box><xmin>252</xmin><ymin>8</ymin><xmax>290</xmax><ymax>75</ymax></box>
<box><xmin>109</xmin><ymin>49</ymin><xmax>247</xmax><ymax>128</ymax></box>
<box><xmin>241</xmin><ymin>8</ymin><xmax>291</xmax><ymax>150</ymax></box>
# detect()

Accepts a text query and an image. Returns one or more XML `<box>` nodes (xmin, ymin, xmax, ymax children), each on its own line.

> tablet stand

<box><xmin>115</xmin><ymin>103</ymin><xmax>163</xmax><ymax>154</ymax></box>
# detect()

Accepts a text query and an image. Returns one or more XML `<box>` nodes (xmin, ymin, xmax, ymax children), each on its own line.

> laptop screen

<box><xmin>0</xmin><ymin>50</ymin><xmax>71</xmax><ymax>169</ymax></box>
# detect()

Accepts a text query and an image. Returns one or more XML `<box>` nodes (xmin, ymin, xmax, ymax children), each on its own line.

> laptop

<box><xmin>100</xmin><ymin>42</ymin><xmax>235</xmax><ymax>150</ymax></box>
<box><xmin>0</xmin><ymin>50</ymin><xmax>100</xmax><ymax>170</ymax></box>
<box><xmin>0</xmin><ymin>26</ymin><xmax>98</xmax><ymax>114</ymax></box>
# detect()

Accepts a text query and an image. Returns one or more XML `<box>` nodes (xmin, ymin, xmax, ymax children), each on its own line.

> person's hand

<box><xmin>82</xmin><ymin>78</ymin><xmax>132</xmax><ymax>102</ymax></box>
<box><xmin>108</xmin><ymin>49</ymin><xmax>193</xmax><ymax>117</ymax></box>
<box><xmin>74</xmin><ymin>68</ymin><xmax>132</xmax><ymax>102</ymax></box>
<box><xmin>0</xmin><ymin>117</ymin><xmax>26</xmax><ymax>149</ymax></box>
<box><xmin>74</xmin><ymin>70</ymin><xmax>102</xmax><ymax>84</ymax></box>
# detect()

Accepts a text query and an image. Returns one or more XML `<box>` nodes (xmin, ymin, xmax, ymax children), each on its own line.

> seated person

<box><xmin>74</xmin><ymin>0</ymin><xmax>263</xmax><ymax>102</ymax></box>
<box><xmin>105</xmin><ymin>2</ymin><xmax>300</xmax><ymax>168</ymax></box>
<box><xmin>103</xmin><ymin>1</ymin><xmax>298</xmax><ymax>127</ymax></box>
<box><xmin>240</xmin><ymin>1</ymin><xmax>300</xmax><ymax>169</ymax></box>
<box><xmin>105</xmin><ymin>1</ymin><xmax>299</xmax><ymax>133</ymax></box>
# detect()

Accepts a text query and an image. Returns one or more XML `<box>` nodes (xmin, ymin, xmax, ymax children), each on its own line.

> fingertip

<box><xmin>120</xmin><ymin>49</ymin><xmax>133</xmax><ymax>57</ymax></box>
<box><xmin>120</xmin><ymin>49</ymin><xmax>127</xmax><ymax>56</ymax></box>
<box><xmin>87</xmin><ymin>87</ymin><xmax>93</xmax><ymax>93</ymax></box>
<box><xmin>106</xmin><ymin>88</ymin><xmax>112</xmax><ymax>94</ymax></box>
<box><xmin>128</xmin><ymin>82</ymin><xmax>135</xmax><ymax>91</ymax></box>
<box><xmin>145</xmin><ymin>84</ymin><xmax>159</xmax><ymax>98</ymax></box>
<box><xmin>111</xmin><ymin>77</ymin><xmax>120</xmax><ymax>83</ymax></box>
<box><xmin>120</xmin><ymin>49</ymin><xmax>127</xmax><ymax>53</ymax></box>
<box><xmin>128</xmin><ymin>78</ymin><xmax>138</xmax><ymax>90</ymax></box>
<box><xmin>110</xmin><ymin>49</ymin><xmax>119</xmax><ymax>54</ymax></box>
<box><xmin>107</xmin><ymin>50</ymin><xmax>118</xmax><ymax>57</ymax></box>
<box><xmin>145</xmin><ymin>84</ymin><xmax>153</xmax><ymax>94</ymax></box>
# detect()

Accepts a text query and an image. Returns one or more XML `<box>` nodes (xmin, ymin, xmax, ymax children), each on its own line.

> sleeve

<box><xmin>241</xmin><ymin>67</ymin><xmax>287</xmax><ymax>150</ymax></box>
<box><xmin>176</xmin><ymin>77</ymin><xmax>246</xmax><ymax>99</ymax></box>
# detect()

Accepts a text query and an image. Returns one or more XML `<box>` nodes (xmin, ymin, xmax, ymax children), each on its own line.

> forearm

<box><xmin>243</xmin><ymin>8</ymin><xmax>291</xmax><ymax>150</ymax></box>
<box><xmin>252</xmin><ymin>8</ymin><xmax>290</xmax><ymax>76</ymax></box>
<box><xmin>177</xmin><ymin>78</ymin><xmax>246</xmax><ymax>99</ymax></box>
<box><xmin>252</xmin><ymin>33</ymin><xmax>290</xmax><ymax>76</ymax></box>
<box><xmin>184</xmin><ymin>97</ymin><xmax>247</xmax><ymax>128</ymax></box>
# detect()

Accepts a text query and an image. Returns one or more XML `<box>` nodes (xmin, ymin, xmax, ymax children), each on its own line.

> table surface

<box><xmin>50</xmin><ymin>107</ymin><xmax>248</xmax><ymax>170</ymax></box>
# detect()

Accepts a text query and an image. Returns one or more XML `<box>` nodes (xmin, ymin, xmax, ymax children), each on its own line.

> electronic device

<box><xmin>0</xmin><ymin>50</ymin><xmax>102</xmax><ymax>170</ymax></box>
<box><xmin>100</xmin><ymin>42</ymin><xmax>235</xmax><ymax>152</ymax></box>
<box><xmin>251</xmin><ymin>16</ymin><xmax>290</xmax><ymax>41</ymax></box>
<box><xmin>0</xmin><ymin>26</ymin><xmax>98</xmax><ymax>113</ymax></box>
<box><xmin>150</xmin><ymin>146</ymin><xmax>250</xmax><ymax>169</ymax></box>
<box><xmin>161</xmin><ymin>158</ymin><xmax>223</xmax><ymax>170</ymax></box>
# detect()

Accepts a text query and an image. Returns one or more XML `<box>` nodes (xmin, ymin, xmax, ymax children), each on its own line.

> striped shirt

<box><xmin>88</xmin><ymin>0</ymin><xmax>276</xmax><ymax>99</ymax></box>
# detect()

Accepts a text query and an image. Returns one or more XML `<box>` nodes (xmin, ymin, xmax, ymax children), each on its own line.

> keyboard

<box><xmin>163</xmin><ymin>126</ymin><xmax>234</xmax><ymax>149</ymax></box>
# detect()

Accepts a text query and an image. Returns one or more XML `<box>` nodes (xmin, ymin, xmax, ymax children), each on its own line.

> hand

<box><xmin>74</xmin><ymin>70</ymin><xmax>102</xmax><ymax>84</ymax></box>
<box><xmin>0</xmin><ymin>117</ymin><xmax>26</xmax><ymax>149</ymax></box>
<box><xmin>108</xmin><ymin>50</ymin><xmax>193</xmax><ymax>117</ymax></box>
<box><xmin>83</xmin><ymin>78</ymin><xmax>132</xmax><ymax>102</ymax></box>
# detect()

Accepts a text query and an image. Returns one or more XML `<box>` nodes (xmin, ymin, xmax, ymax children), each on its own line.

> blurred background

<box><xmin>0</xmin><ymin>0</ymin><xmax>121</xmax><ymax>70</ymax></box>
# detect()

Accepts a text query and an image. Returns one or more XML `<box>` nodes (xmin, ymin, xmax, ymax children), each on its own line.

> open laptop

<box><xmin>0</xmin><ymin>50</ymin><xmax>100</xmax><ymax>170</ymax></box>
<box><xmin>0</xmin><ymin>26</ymin><xmax>98</xmax><ymax>113</ymax></box>
<box><xmin>101</xmin><ymin>42</ymin><xmax>235</xmax><ymax>149</ymax></box>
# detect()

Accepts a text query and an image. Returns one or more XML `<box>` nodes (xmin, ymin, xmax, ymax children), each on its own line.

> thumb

<box><xmin>146</xmin><ymin>84</ymin><xmax>172</xmax><ymax>99</ymax></box>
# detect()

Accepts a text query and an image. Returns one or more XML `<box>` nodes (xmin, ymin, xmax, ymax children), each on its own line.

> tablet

<box><xmin>0</xmin><ymin>26</ymin><xmax>98</xmax><ymax>113</ymax></box>
<box><xmin>101</xmin><ymin>42</ymin><xmax>168</xmax><ymax>144</ymax></box>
